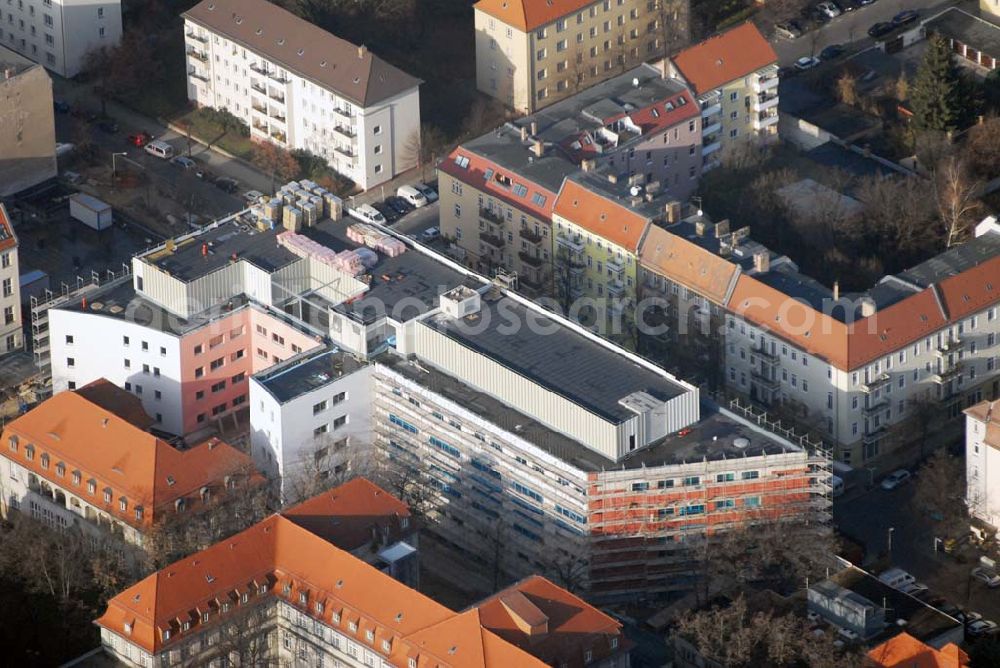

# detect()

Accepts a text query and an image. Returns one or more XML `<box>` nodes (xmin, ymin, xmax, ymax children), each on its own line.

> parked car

<box><xmin>372</xmin><ymin>202</ymin><xmax>401</xmax><ymax>223</ymax></box>
<box><xmin>835</xmin><ymin>0</ymin><xmax>860</xmax><ymax>11</ymax></box>
<box><xmin>836</xmin><ymin>627</ymin><xmax>859</xmax><ymax>642</ymax></box>
<box><xmin>868</xmin><ymin>22</ymin><xmax>895</xmax><ymax>38</ymax></box>
<box><xmin>421</xmin><ymin>226</ymin><xmax>440</xmax><ymax>241</ymax></box>
<box><xmin>53</xmin><ymin>99</ymin><xmax>71</xmax><ymax>114</ymax></box>
<box><xmin>879</xmin><ymin>568</ymin><xmax>916</xmax><ymax>590</ymax></box>
<box><xmin>127</xmin><ymin>132</ymin><xmax>153</xmax><ymax>147</ymax></box>
<box><xmin>413</xmin><ymin>182</ymin><xmax>438</xmax><ymax>203</ymax></box>
<box><xmin>820</xmin><ymin>44</ymin><xmax>845</xmax><ymax>60</ymax></box>
<box><xmin>967</xmin><ymin>620</ymin><xmax>999</xmax><ymax>637</ymax></box>
<box><xmin>397</xmin><ymin>185</ymin><xmax>428</xmax><ymax>208</ymax></box>
<box><xmin>347</xmin><ymin>204</ymin><xmax>386</xmax><ymax>225</ymax></box>
<box><xmin>170</xmin><ymin>155</ymin><xmax>197</xmax><ymax>169</ymax></box>
<box><xmin>971</xmin><ymin>567</ymin><xmax>1000</xmax><ymax>588</ymax></box>
<box><xmin>775</xmin><ymin>22</ymin><xmax>803</xmax><ymax>39</ymax></box>
<box><xmin>794</xmin><ymin>56</ymin><xmax>821</xmax><ymax>71</ymax></box>
<box><xmin>243</xmin><ymin>190</ymin><xmax>265</xmax><ymax>204</ymax></box>
<box><xmin>858</xmin><ymin>0</ymin><xmax>877</xmax><ymax>5</ymax></box>
<box><xmin>901</xmin><ymin>582</ymin><xmax>930</xmax><ymax>598</ymax></box>
<box><xmin>880</xmin><ymin>469</ymin><xmax>911</xmax><ymax>490</ymax></box>
<box><xmin>816</xmin><ymin>2</ymin><xmax>841</xmax><ymax>19</ymax></box>
<box><xmin>214</xmin><ymin>177</ymin><xmax>239</xmax><ymax>194</ymax></box>
<box><xmin>97</xmin><ymin>118</ymin><xmax>119</xmax><ymax>134</ymax></box>
<box><xmin>892</xmin><ymin>10</ymin><xmax>919</xmax><ymax>27</ymax></box>
<box><xmin>385</xmin><ymin>195</ymin><xmax>414</xmax><ymax>216</ymax></box>
<box><xmin>144</xmin><ymin>140</ymin><xmax>175</xmax><ymax>159</ymax></box>
<box><xmin>964</xmin><ymin>611</ymin><xmax>984</xmax><ymax>626</ymax></box>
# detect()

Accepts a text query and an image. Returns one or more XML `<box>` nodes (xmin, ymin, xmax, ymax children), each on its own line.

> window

<box><xmin>195</xmin><ymin>367</ymin><xmax>204</xmax><ymax>378</ymax></box>
<box><xmin>65</xmin><ymin>335</ymin><xmax>73</xmax><ymax>344</ymax></box>
<box><xmin>313</xmin><ymin>400</ymin><xmax>328</xmax><ymax>414</ymax></box>
<box><xmin>333</xmin><ymin>415</ymin><xmax>347</xmax><ymax>429</ymax></box>
<box><xmin>682</xmin><ymin>476</ymin><xmax>700</xmax><ymax>486</ymax></box>
<box><xmin>194</xmin><ymin>344</ymin><xmax>203</xmax><ymax>355</ymax></box>
<box><xmin>314</xmin><ymin>424</ymin><xmax>329</xmax><ymax>437</ymax></box>
<box><xmin>66</xmin><ymin>357</ymin><xmax>75</xmax><ymax>368</ymax></box>
<box><xmin>210</xmin><ymin>357</ymin><xmax>224</xmax><ymax>370</ymax></box>
<box><xmin>373</xmin><ymin>125</ymin><xmax>382</xmax><ymax>135</ymax></box>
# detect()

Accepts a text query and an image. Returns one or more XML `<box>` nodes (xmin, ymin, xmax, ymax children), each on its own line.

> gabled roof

<box><xmin>2</xmin><ymin>384</ymin><xmax>255</xmax><ymax>526</ymax></box>
<box><xmin>846</xmin><ymin>289</ymin><xmax>948</xmax><ymax>369</ymax></box>
<box><xmin>474</xmin><ymin>0</ymin><xmax>594</xmax><ymax>32</ymax></box>
<box><xmin>639</xmin><ymin>226</ymin><xmax>740</xmax><ymax>306</ymax></box>
<box><xmin>281</xmin><ymin>477</ymin><xmax>411</xmax><ymax>552</ymax></box>
<box><xmin>74</xmin><ymin>379</ymin><xmax>156</xmax><ymax>430</ymax></box>
<box><xmin>553</xmin><ymin>178</ymin><xmax>652</xmax><ymax>252</ymax></box>
<box><xmin>472</xmin><ymin>576</ymin><xmax>626</xmax><ymax>668</ymax></box>
<box><xmin>867</xmin><ymin>631</ymin><xmax>969</xmax><ymax>668</ymax></box>
<box><xmin>966</xmin><ymin>400</ymin><xmax>1000</xmax><ymax>450</ymax></box>
<box><xmin>670</xmin><ymin>23</ymin><xmax>777</xmax><ymax>95</ymax></box>
<box><xmin>936</xmin><ymin>255</ymin><xmax>1000</xmax><ymax>321</ymax></box>
<box><xmin>183</xmin><ymin>0</ymin><xmax>420</xmax><ymax>107</ymax></box>
<box><xmin>0</xmin><ymin>202</ymin><xmax>18</xmax><ymax>253</ymax></box>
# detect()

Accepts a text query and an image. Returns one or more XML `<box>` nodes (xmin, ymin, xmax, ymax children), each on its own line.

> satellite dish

<box><xmin>632</xmin><ymin>77</ymin><xmax>639</xmax><ymax>87</ymax></box>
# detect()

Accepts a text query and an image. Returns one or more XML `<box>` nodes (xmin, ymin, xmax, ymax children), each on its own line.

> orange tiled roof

<box><xmin>846</xmin><ymin>289</ymin><xmax>947</xmax><ymax>369</ymax></box>
<box><xmin>553</xmin><ymin>178</ymin><xmax>652</xmax><ymax>252</ymax></box>
<box><xmin>867</xmin><ymin>632</ymin><xmax>969</xmax><ymax>667</ymax></box>
<box><xmin>74</xmin><ymin>379</ymin><xmax>156</xmax><ymax>430</ymax></box>
<box><xmin>472</xmin><ymin>575</ymin><xmax>627</xmax><ymax>668</ymax></box>
<box><xmin>2</xmin><ymin>384</ymin><xmax>257</xmax><ymax>527</ymax></box>
<box><xmin>439</xmin><ymin>147</ymin><xmax>560</xmax><ymax>221</ymax></box>
<box><xmin>474</xmin><ymin>0</ymin><xmax>594</xmax><ymax>32</ymax></box>
<box><xmin>670</xmin><ymin>23</ymin><xmax>777</xmax><ymax>95</ymax></box>
<box><xmin>937</xmin><ymin>255</ymin><xmax>1000</xmax><ymax>322</ymax></box>
<box><xmin>639</xmin><ymin>226</ymin><xmax>740</xmax><ymax>306</ymax></box>
<box><xmin>966</xmin><ymin>400</ymin><xmax>1000</xmax><ymax>449</ymax></box>
<box><xmin>0</xmin><ymin>203</ymin><xmax>19</xmax><ymax>253</ymax></box>
<box><xmin>281</xmin><ymin>477</ymin><xmax>412</xmax><ymax>551</ymax></box>
<box><xmin>96</xmin><ymin>514</ymin><xmax>551</xmax><ymax>666</ymax></box>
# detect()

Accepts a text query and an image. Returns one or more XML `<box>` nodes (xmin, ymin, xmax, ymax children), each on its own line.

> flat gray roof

<box><xmin>423</xmin><ymin>294</ymin><xmax>688</xmax><ymax>424</ymax></box>
<box><xmin>461</xmin><ymin>125</ymin><xmax>578</xmax><ymax>193</ymax></box>
<box><xmin>256</xmin><ymin>348</ymin><xmax>365</xmax><ymax>403</ymax></box>
<box><xmin>146</xmin><ymin>219</ymin><xmax>299</xmax><ymax>283</ymax></box>
<box><xmin>926</xmin><ymin>7</ymin><xmax>1000</xmax><ymax>59</ymax></box>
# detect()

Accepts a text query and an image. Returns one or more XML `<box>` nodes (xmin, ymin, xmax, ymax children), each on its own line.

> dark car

<box><xmin>892</xmin><ymin>10</ymin><xmax>919</xmax><ymax>26</ymax></box>
<box><xmin>384</xmin><ymin>196</ymin><xmax>413</xmax><ymax>216</ymax></box>
<box><xmin>858</xmin><ymin>0</ymin><xmax>877</xmax><ymax>5</ymax></box>
<box><xmin>195</xmin><ymin>167</ymin><xmax>214</xmax><ymax>182</ymax></box>
<box><xmin>372</xmin><ymin>202</ymin><xmax>401</xmax><ymax>223</ymax></box>
<box><xmin>214</xmin><ymin>177</ymin><xmax>239</xmax><ymax>193</ymax></box>
<box><xmin>835</xmin><ymin>0</ymin><xmax>860</xmax><ymax>11</ymax></box>
<box><xmin>868</xmin><ymin>22</ymin><xmax>894</xmax><ymax>38</ymax></box>
<box><xmin>127</xmin><ymin>132</ymin><xmax>153</xmax><ymax>147</ymax></box>
<box><xmin>53</xmin><ymin>99</ymin><xmax>71</xmax><ymax>114</ymax></box>
<box><xmin>820</xmin><ymin>44</ymin><xmax>844</xmax><ymax>60</ymax></box>
<box><xmin>97</xmin><ymin>119</ymin><xmax>119</xmax><ymax>134</ymax></box>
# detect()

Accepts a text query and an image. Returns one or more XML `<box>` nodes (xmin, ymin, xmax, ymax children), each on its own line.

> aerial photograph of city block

<box><xmin>3</xmin><ymin>0</ymin><xmax>1000</xmax><ymax>666</ymax></box>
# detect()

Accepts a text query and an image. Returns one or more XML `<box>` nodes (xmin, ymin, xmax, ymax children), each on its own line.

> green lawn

<box><xmin>174</xmin><ymin>109</ymin><xmax>255</xmax><ymax>161</ymax></box>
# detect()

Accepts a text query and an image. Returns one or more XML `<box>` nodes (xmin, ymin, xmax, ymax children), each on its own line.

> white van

<box><xmin>397</xmin><ymin>185</ymin><xmax>428</xmax><ymax>208</ymax></box>
<box><xmin>144</xmin><ymin>140</ymin><xmax>175</xmax><ymax>159</ymax></box>
<box><xmin>347</xmin><ymin>204</ymin><xmax>386</xmax><ymax>225</ymax></box>
<box><xmin>829</xmin><ymin>475</ymin><xmax>844</xmax><ymax>497</ymax></box>
<box><xmin>878</xmin><ymin>568</ymin><xmax>916</xmax><ymax>590</ymax></box>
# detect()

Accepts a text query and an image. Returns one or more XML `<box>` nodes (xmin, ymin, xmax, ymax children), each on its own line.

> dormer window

<box><xmin>408</xmin><ymin>659</ymin><xmax>417</xmax><ymax>668</ymax></box>
<box><xmin>8</xmin><ymin>435</ymin><xmax>17</xmax><ymax>451</ymax></box>
<box><xmin>298</xmin><ymin>592</ymin><xmax>307</xmax><ymax>605</ymax></box>
<box><xmin>241</xmin><ymin>592</ymin><xmax>249</xmax><ymax>604</ymax></box>
<box><xmin>182</xmin><ymin>621</ymin><xmax>190</xmax><ymax>631</ymax></box>
<box><xmin>56</xmin><ymin>462</ymin><xmax>65</xmax><ymax>477</ymax></box>
<box><xmin>349</xmin><ymin>621</ymin><xmax>358</xmax><ymax>632</ymax></box>
<box><xmin>366</xmin><ymin>630</ymin><xmax>374</xmax><ymax>642</ymax></box>
<box><xmin>259</xmin><ymin>585</ymin><xmax>267</xmax><ymax>595</ymax></box>
<box><xmin>382</xmin><ymin>639</ymin><xmax>392</xmax><ymax>653</ymax></box>
<box><xmin>282</xmin><ymin>584</ymin><xmax>291</xmax><ymax>596</ymax></box>
<box><xmin>611</xmin><ymin>637</ymin><xmax>619</xmax><ymax>649</ymax></box>
<box><xmin>135</xmin><ymin>506</ymin><xmax>144</xmax><ymax>521</ymax></box>
<box><xmin>24</xmin><ymin>445</ymin><xmax>33</xmax><ymax>461</ymax></box>
<box><xmin>163</xmin><ymin>629</ymin><xmax>171</xmax><ymax>641</ymax></box>
<box><xmin>104</xmin><ymin>488</ymin><xmax>112</xmax><ymax>504</ymax></box>
<box><xmin>585</xmin><ymin>650</ymin><xmax>593</xmax><ymax>663</ymax></box>
<box><xmin>123</xmin><ymin>622</ymin><xmax>132</xmax><ymax>635</ymax></box>
<box><xmin>222</xmin><ymin>602</ymin><xmax>231</xmax><ymax>613</ymax></box>
<box><xmin>39</xmin><ymin>453</ymin><xmax>49</xmax><ymax>469</ymax></box>
<box><xmin>87</xmin><ymin>480</ymin><xmax>96</xmax><ymax>494</ymax></box>
<box><xmin>333</xmin><ymin>612</ymin><xmax>341</xmax><ymax>624</ymax></box>
<box><xmin>315</xmin><ymin>602</ymin><xmax>324</xmax><ymax>614</ymax></box>
<box><xmin>202</xmin><ymin>612</ymin><xmax>209</xmax><ymax>623</ymax></box>
<box><xmin>72</xmin><ymin>471</ymin><xmax>81</xmax><ymax>485</ymax></box>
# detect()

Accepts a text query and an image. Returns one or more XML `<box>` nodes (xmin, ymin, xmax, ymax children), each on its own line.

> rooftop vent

<box><xmin>733</xmin><ymin>437</ymin><xmax>750</xmax><ymax>449</ymax></box>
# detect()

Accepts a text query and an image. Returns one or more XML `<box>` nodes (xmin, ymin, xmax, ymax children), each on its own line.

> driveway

<box><xmin>770</xmin><ymin>0</ymin><xmax>958</xmax><ymax>65</ymax></box>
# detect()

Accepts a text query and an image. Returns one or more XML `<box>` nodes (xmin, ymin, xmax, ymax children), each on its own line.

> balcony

<box><xmin>267</xmin><ymin>70</ymin><xmax>289</xmax><ymax>84</ymax></box>
<box><xmin>333</xmin><ymin>106</ymin><xmax>353</xmax><ymax>119</ymax></box>
<box><xmin>479</xmin><ymin>207</ymin><xmax>505</xmax><ymax>225</ymax></box>
<box><xmin>702</xmin><ymin>120</ymin><xmax>722</xmax><ymax>136</ymax></box>
<box><xmin>269</xmin><ymin>110</ymin><xmax>286</xmax><ymax>124</ymax></box>
<box><xmin>251</xmin><ymin>101</ymin><xmax>267</xmax><ymax>114</ymax></box>
<box><xmin>186</xmin><ymin>48</ymin><xmax>208</xmax><ymax>63</ymax></box>
<box><xmin>518</xmin><ymin>251</ymin><xmax>544</xmax><ymax>267</ymax></box>
<box><xmin>333</xmin><ymin>125</ymin><xmax>356</xmax><ymax>141</ymax></box>
<box><xmin>754</xmin><ymin>75</ymin><xmax>779</xmax><ymax>93</ymax></box>
<box><xmin>935</xmin><ymin>339</ymin><xmax>964</xmax><ymax>356</ymax></box>
<box><xmin>268</xmin><ymin>90</ymin><xmax>286</xmax><ymax>104</ymax></box>
<box><xmin>520</xmin><ymin>273</ymin><xmax>546</xmax><ymax>292</ymax></box>
<box><xmin>751</xmin><ymin>370</ymin><xmax>779</xmax><ymax>390</ymax></box>
<box><xmin>334</xmin><ymin>145</ymin><xmax>355</xmax><ymax>159</ymax></box>
<box><xmin>607</xmin><ymin>280</ymin><xmax>626</xmax><ymax>297</ymax></box>
<box><xmin>863</xmin><ymin>398</ymin><xmax>888</xmax><ymax>416</ymax></box>
<box><xmin>557</xmin><ymin>234</ymin><xmax>585</xmax><ymax>255</ymax></box>
<box><xmin>252</xmin><ymin>121</ymin><xmax>268</xmax><ymax>134</ymax></box>
<box><xmin>251</xmin><ymin>81</ymin><xmax>267</xmax><ymax>95</ymax></box>
<box><xmin>270</xmin><ymin>130</ymin><xmax>287</xmax><ymax>143</ymax></box>
<box><xmin>861</xmin><ymin>372</ymin><xmax>890</xmax><ymax>393</ymax></box>
<box><xmin>480</xmin><ymin>231</ymin><xmax>505</xmax><ymax>249</ymax></box>
<box><xmin>754</xmin><ymin>93</ymin><xmax>779</xmax><ymax>111</ymax></box>
<box><xmin>754</xmin><ymin>345</ymin><xmax>779</xmax><ymax>367</ymax></box>
<box><xmin>569</xmin><ymin>262</ymin><xmax>586</xmax><ymax>276</ymax></box>
<box><xmin>185</xmin><ymin>31</ymin><xmax>208</xmax><ymax>44</ymax></box>
<box><xmin>932</xmin><ymin>363</ymin><xmax>965</xmax><ymax>384</ymax></box>
<box><xmin>250</xmin><ymin>63</ymin><xmax>268</xmax><ymax>76</ymax></box>
<box><xmin>699</xmin><ymin>91</ymin><xmax>722</xmax><ymax>119</ymax></box>
<box><xmin>520</xmin><ymin>226</ymin><xmax>544</xmax><ymax>245</ymax></box>
<box><xmin>703</xmin><ymin>138</ymin><xmax>721</xmax><ymax>156</ymax></box>
<box><xmin>862</xmin><ymin>427</ymin><xmax>886</xmax><ymax>445</ymax></box>
<box><xmin>187</xmin><ymin>68</ymin><xmax>209</xmax><ymax>83</ymax></box>
<box><xmin>754</xmin><ymin>111</ymin><xmax>779</xmax><ymax>130</ymax></box>
<box><xmin>606</xmin><ymin>258</ymin><xmax>624</xmax><ymax>276</ymax></box>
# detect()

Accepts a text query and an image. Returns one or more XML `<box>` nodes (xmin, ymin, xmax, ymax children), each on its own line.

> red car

<box><xmin>127</xmin><ymin>132</ymin><xmax>153</xmax><ymax>147</ymax></box>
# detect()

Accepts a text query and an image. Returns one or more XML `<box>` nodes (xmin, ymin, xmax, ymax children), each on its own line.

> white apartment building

<box><xmin>0</xmin><ymin>0</ymin><xmax>121</xmax><ymax>77</ymax></box>
<box><xmin>182</xmin><ymin>0</ymin><xmax>421</xmax><ymax>191</ymax></box>
<box><xmin>0</xmin><ymin>205</ymin><xmax>23</xmax><ymax>355</ymax></box>
<box><xmin>966</xmin><ymin>399</ymin><xmax>1000</xmax><ymax>532</ymax></box>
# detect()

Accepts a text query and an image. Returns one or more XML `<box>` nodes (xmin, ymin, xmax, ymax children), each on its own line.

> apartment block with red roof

<box><xmin>0</xmin><ymin>204</ymin><xmax>23</xmax><ymax>355</ymax></box>
<box><xmin>965</xmin><ymin>399</ymin><xmax>1000</xmax><ymax>534</ymax></box>
<box><xmin>439</xmin><ymin>63</ymin><xmax>698</xmax><ymax>298</ymax></box>
<box><xmin>663</xmin><ymin>22</ymin><xmax>779</xmax><ymax>170</ymax></box>
<box><xmin>94</xmin><ymin>509</ymin><xmax>630</xmax><ymax>668</ymax></box>
<box><xmin>473</xmin><ymin>0</ymin><xmax>678</xmax><ymax>113</ymax></box>
<box><xmin>0</xmin><ymin>379</ymin><xmax>258</xmax><ymax>548</ymax></box>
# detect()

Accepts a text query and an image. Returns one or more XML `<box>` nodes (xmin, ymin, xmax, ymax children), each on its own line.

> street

<box><xmin>770</xmin><ymin>0</ymin><xmax>958</xmax><ymax>65</ymax></box>
<box><xmin>835</xmin><ymin>482</ymin><xmax>1000</xmax><ymax>628</ymax></box>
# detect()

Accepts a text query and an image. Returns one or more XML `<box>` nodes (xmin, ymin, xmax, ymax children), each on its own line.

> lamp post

<box><xmin>888</xmin><ymin>527</ymin><xmax>895</xmax><ymax>556</ymax></box>
<box><xmin>112</xmin><ymin>151</ymin><xmax>128</xmax><ymax>178</ymax></box>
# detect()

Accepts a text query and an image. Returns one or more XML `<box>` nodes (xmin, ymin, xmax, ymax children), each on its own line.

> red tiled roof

<box><xmin>937</xmin><ymin>255</ymin><xmax>1000</xmax><ymax>321</ymax></box>
<box><xmin>440</xmin><ymin>148</ymin><xmax>560</xmax><ymax>222</ymax></box>
<box><xmin>639</xmin><ymin>226</ymin><xmax>739</xmax><ymax>306</ymax></box>
<box><xmin>670</xmin><ymin>23</ymin><xmax>777</xmax><ymax>95</ymax></box>
<box><xmin>553</xmin><ymin>179</ymin><xmax>651</xmax><ymax>252</ymax></box>
<box><xmin>1</xmin><ymin>383</ymin><xmax>257</xmax><ymax>527</ymax></box>
<box><xmin>0</xmin><ymin>203</ymin><xmax>19</xmax><ymax>253</ymax></box>
<box><xmin>74</xmin><ymin>379</ymin><xmax>156</xmax><ymax>430</ymax></box>
<box><xmin>281</xmin><ymin>477</ymin><xmax>412</xmax><ymax>551</ymax></box>
<box><xmin>96</xmin><ymin>514</ymin><xmax>552</xmax><ymax>666</ymax></box>
<box><xmin>846</xmin><ymin>289</ymin><xmax>948</xmax><ymax>369</ymax></box>
<box><xmin>474</xmin><ymin>0</ymin><xmax>593</xmax><ymax>32</ymax></box>
<box><xmin>867</xmin><ymin>632</ymin><xmax>969</xmax><ymax>667</ymax></box>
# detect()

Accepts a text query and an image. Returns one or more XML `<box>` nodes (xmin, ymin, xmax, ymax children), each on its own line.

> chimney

<box><xmin>753</xmin><ymin>252</ymin><xmax>770</xmax><ymax>273</ymax></box>
<box><xmin>499</xmin><ymin>592</ymin><xmax>549</xmax><ymax>640</ymax></box>
<box><xmin>531</xmin><ymin>140</ymin><xmax>544</xmax><ymax>157</ymax></box>
<box><xmin>530</xmin><ymin>120</ymin><xmax>538</xmax><ymax>137</ymax></box>
<box><xmin>860</xmin><ymin>297</ymin><xmax>876</xmax><ymax>317</ymax></box>
<box><xmin>358</xmin><ymin>45</ymin><xmax>367</xmax><ymax>59</ymax></box>
<box><xmin>695</xmin><ymin>220</ymin><xmax>707</xmax><ymax>236</ymax></box>
<box><xmin>581</xmin><ymin>158</ymin><xmax>596</xmax><ymax>172</ymax></box>
<box><xmin>665</xmin><ymin>200</ymin><xmax>681</xmax><ymax>224</ymax></box>
<box><xmin>833</xmin><ymin>280</ymin><xmax>840</xmax><ymax>301</ymax></box>
<box><xmin>520</xmin><ymin>125</ymin><xmax>529</xmax><ymax>142</ymax></box>
<box><xmin>714</xmin><ymin>219</ymin><xmax>730</xmax><ymax>238</ymax></box>
<box><xmin>607</xmin><ymin>173</ymin><xmax>618</xmax><ymax>184</ymax></box>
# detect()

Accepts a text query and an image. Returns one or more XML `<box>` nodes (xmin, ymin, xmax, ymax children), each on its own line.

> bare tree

<box><xmin>251</xmin><ymin>142</ymin><xmax>300</xmax><ymax>194</ymax></box>
<box><xmin>934</xmin><ymin>156</ymin><xmax>982</xmax><ymax>248</ymax></box>
<box><xmin>966</xmin><ymin>115</ymin><xmax>1000</xmax><ymax>178</ymax></box>
<box><xmin>836</xmin><ymin>72</ymin><xmax>858</xmax><ymax>107</ymax></box>
<box><xmin>207</xmin><ymin>601</ymin><xmax>279</xmax><ymax>667</ymax></box>
<box><xmin>654</xmin><ymin>0</ymin><xmax>691</xmax><ymax>57</ymax></box>
<box><xmin>912</xmin><ymin>449</ymin><xmax>967</xmax><ymax>534</ymax></box>
<box><xmin>283</xmin><ymin>437</ymin><xmax>356</xmax><ymax>505</ymax></box>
